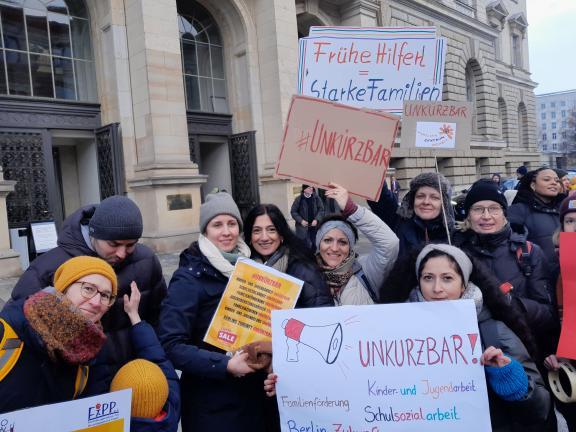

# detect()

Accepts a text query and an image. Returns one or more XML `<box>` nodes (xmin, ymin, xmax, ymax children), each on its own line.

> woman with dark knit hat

<box><xmin>0</xmin><ymin>256</ymin><xmax>117</xmax><ymax>414</ymax></box>
<box><xmin>453</xmin><ymin>179</ymin><xmax>558</xmax><ymax>357</ymax></box>
<box><xmin>369</xmin><ymin>172</ymin><xmax>454</xmax><ymax>257</ymax></box>
<box><xmin>158</xmin><ymin>191</ymin><xmax>266</xmax><ymax>432</ymax></box>
<box><xmin>407</xmin><ymin>244</ymin><xmax>552</xmax><ymax>430</ymax></box>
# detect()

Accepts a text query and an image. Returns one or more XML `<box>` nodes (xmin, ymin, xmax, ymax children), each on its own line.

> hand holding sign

<box><xmin>325</xmin><ymin>183</ymin><xmax>349</xmax><ymax>210</ymax></box>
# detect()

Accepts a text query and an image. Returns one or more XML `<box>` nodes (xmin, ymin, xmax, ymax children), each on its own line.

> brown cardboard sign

<box><xmin>275</xmin><ymin>95</ymin><xmax>400</xmax><ymax>200</ymax></box>
<box><xmin>401</xmin><ymin>101</ymin><xmax>472</xmax><ymax>151</ymax></box>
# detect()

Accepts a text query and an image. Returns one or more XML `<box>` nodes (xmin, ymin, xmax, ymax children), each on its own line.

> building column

<box><xmin>252</xmin><ymin>0</ymin><xmax>300</xmax><ymax>214</ymax></box>
<box><xmin>0</xmin><ymin>169</ymin><xmax>21</xmax><ymax>277</ymax></box>
<box><xmin>340</xmin><ymin>0</ymin><xmax>381</xmax><ymax>26</ymax></box>
<box><xmin>120</xmin><ymin>0</ymin><xmax>204</xmax><ymax>252</ymax></box>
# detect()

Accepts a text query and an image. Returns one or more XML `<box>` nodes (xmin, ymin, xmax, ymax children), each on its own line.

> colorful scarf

<box><xmin>317</xmin><ymin>252</ymin><xmax>356</xmax><ymax>301</ymax></box>
<box><xmin>23</xmin><ymin>287</ymin><xmax>106</xmax><ymax>365</ymax></box>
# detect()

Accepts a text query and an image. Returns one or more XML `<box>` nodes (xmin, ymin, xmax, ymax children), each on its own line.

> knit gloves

<box><xmin>485</xmin><ymin>356</ymin><xmax>529</xmax><ymax>401</ymax></box>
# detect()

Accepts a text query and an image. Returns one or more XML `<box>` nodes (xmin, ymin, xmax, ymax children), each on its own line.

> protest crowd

<box><xmin>0</xmin><ymin>163</ymin><xmax>575</xmax><ymax>432</ymax></box>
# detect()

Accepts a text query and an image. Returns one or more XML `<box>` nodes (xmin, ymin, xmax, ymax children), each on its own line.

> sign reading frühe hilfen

<box><xmin>298</xmin><ymin>27</ymin><xmax>446</xmax><ymax>115</ymax></box>
<box><xmin>275</xmin><ymin>95</ymin><xmax>399</xmax><ymax>200</ymax></box>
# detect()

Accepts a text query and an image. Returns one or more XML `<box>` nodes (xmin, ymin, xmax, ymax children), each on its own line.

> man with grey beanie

<box><xmin>11</xmin><ymin>195</ymin><xmax>167</xmax><ymax>370</ymax></box>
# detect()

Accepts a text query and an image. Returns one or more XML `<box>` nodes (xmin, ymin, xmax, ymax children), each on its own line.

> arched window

<box><xmin>0</xmin><ymin>0</ymin><xmax>96</xmax><ymax>101</ymax></box>
<box><xmin>178</xmin><ymin>1</ymin><xmax>227</xmax><ymax>113</ymax></box>
<box><xmin>518</xmin><ymin>102</ymin><xmax>528</xmax><ymax>148</ymax></box>
<box><xmin>465</xmin><ymin>61</ymin><xmax>480</xmax><ymax>134</ymax></box>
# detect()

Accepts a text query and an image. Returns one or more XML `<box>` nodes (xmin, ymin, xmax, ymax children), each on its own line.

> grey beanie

<box><xmin>89</xmin><ymin>195</ymin><xmax>143</xmax><ymax>240</ymax></box>
<box><xmin>315</xmin><ymin>220</ymin><xmax>357</xmax><ymax>252</ymax></box>
<box><xmin>415</xmin><ymin>244</ymin><xmax>473</xmax><ymax>287</ymax></box>
<box><xmin>199</xmin><ymin>192</ymin><xmax>242</xmax><ymax>233</ymax></box>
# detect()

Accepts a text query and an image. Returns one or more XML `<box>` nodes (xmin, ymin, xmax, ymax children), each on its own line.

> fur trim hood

<box><xmin>397</xmin><ymin>172</ymin><xmax>454</xmax><ymax>228</ymax></box>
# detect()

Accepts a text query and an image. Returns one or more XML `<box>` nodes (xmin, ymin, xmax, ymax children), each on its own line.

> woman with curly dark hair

<box><xmin>244</xmin><ymin>203</ymin><xmax>333</xmax><ymax>308</ymax></box>
<box><xmin>390</xmin><ymin>243</ymin><xmax>551</xmax><ymax>430</ymax></box>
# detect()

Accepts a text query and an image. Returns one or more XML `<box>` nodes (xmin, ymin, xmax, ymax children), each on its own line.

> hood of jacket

<box><xmin>57</xmin><ymin>205</ymin><xmax>97</xmax><ymax>256</ymax></box>
<box><xmin>397</xmin><ymin>172</ymin><xmax>455</xmax><ymax>229</ymax></box>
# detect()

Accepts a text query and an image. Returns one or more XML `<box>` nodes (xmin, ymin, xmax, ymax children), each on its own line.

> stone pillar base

<box><xmin>0</xmin><ymin>249</ymin><xmax>22</xmax><ymax>278</ymax></box>
<box><xmin>128</xmin><ymin>165</ymin><xmax>206</xmax><ymax>253</ymax></box>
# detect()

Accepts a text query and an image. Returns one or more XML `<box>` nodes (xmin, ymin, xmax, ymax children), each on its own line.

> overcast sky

<box><xmin>526</xmin><ymin>0</ymin><xmax>576</xmax><ymax>95</ymax></box>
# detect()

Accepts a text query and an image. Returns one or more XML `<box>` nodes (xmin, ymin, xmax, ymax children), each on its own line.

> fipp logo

<box><xmin>88</xmin><ymin>401</ymin><xmax>119</xmax><ymax>423</ymax></box>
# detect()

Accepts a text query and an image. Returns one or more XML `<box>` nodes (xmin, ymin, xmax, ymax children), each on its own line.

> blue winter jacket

<box><xmin>158</xmin><ymin>243</ymin><xmax>266</xmax><ymax>432</ymax></box>
<box><xmin>127</xmin><ymin>321</ymin><xmax>180</xmax><ymax>432</ymax></box>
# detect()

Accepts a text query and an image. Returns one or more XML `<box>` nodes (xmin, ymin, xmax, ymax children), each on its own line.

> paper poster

<box><xmin>402</xmin><ymin>101</ymin><xmax>472</xmax><ymax>151</ymax></box>
<box><xmin>557</xmin><ymin>232</ymin><xmax>576</xmax><ymax>359</ymax></box>
<box><xmin>272</xmin><ymin>302</ymin><xmax>491</xmax><ymax>432</ymax></box>
<box><xmin>204</xmin><ymin>258</ymin><xmax>304</xmax><ymax>352</ymax></box>
<box><xmin>298</xmin><ymin>27</ymin><xmax>446</xmax><ymax>114</ymax></box>
<box><xmin>415</xmin><ymin>122</ymin><xmax>457</xmax><ymax>149</ymax></box>
<box><xmin>275</xmin><ymin>95</ymin><xmax>399</xmax><ymax>200</ymax></box>
<box><xmin>30</xmin><ymin>221</ymin><xmax>58</xmax><ymax>253</ymax></box>
<box><xmin>0</xmin><ymin>389</ymin><xmax>131</xmax><ymax>431</ymax></box>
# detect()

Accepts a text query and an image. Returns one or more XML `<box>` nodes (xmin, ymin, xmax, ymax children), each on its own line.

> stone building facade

<box><xmin>0</xmin><ymin>0</ymin><xmax>540</xmax><ymax>275</ymax></box>
<box><xmin>536</xmin><ymin>89</ymin><xmax>576</xmax><ymax>168</ymax></box>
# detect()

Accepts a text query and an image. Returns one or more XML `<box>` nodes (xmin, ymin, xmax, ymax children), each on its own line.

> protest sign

<box><xmin>298</xmin><ymin>27</ymin><xmax>446</xmax><ymax>114</ymax></box>
<box><xmin>0</xmin><ymin>389</ymin><xmax>131</xmax><ymax>431</ymax></box>
<box><xmin>275</xmin><ymin>95</ymin><xmax>399</xmax><ymax>200</ymax></box>
<box><xmin>204</xmin><ymin>257</ymin><xmax>304</xmax><ymax>352</ymax></box>
<box><xmin>401</xmin><ymin>101</ymin><xmax>472</xmax><ymax>151</ymax></box>
<box><xmin>557</xmin><ymin>232</ymin><xmax>576</xmax><ymax>360</ymax></box>
<box><xmin>272</xmin><ymin>301</ymin><xmax>491</xmax><ymax>432</ymax></box>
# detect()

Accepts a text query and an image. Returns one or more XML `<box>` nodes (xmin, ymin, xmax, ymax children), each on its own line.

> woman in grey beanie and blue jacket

<box><xmin>158</xmin><ymin>192</ymin><xmax>267</xmax><ymax>432</ymax></box>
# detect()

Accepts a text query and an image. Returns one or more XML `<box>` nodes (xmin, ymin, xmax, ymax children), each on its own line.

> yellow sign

<box><xmin>204</xmin><ymin>258</ymin><xmax>304</xmax><ymax>352</ymax></box>
<box><xmin>73</xmin><ymin>419</ymin><xmax>125</xmax><ymax>432</ymax></box>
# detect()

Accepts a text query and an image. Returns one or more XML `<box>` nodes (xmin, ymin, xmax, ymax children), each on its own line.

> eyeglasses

<box><xmin>470</xmin><ymin>206</ymin><xmax>503</xmax><ymax>216</ymax></box>
<box><xmin>76</xmin><ymin>281</ymin><xmax>116</xmax><ymax>306</ymax></box>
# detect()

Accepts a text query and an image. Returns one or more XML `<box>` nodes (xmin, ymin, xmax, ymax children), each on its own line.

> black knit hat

<box><xmin>464</xmin><ymin>179</ymin><xmax>508</xmax><ymax>217</ymax></box>
<box><xmin>89</xmin><ymin>196</ymin><xmax>143</xmax><ymax>240</ymax></box>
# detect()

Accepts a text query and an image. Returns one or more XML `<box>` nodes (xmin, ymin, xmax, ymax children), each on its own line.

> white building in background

<box><xmin>536</xmin><ymin>89</ymin><xmax>576</xmax><ymax>168</ymax></box>
<box><xmin>0</xmin><ymin>0</ymin><xmax>541</xmax><ymax>276</ymax></box>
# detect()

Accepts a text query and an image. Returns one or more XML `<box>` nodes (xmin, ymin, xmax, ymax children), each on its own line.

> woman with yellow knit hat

<box><xmin>0</xmin><ymin>256</ymin><xmax>117</xmax><ymax>414</ymax></box>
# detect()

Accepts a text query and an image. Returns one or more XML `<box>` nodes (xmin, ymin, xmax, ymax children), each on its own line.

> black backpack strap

<box><xmin>515</xmin><ymin>241</ymin><xmax>534</xmax><ymax>277</ymax></box>
<box><xmin>357</xmin><ymin>270</ymin><xmax>378</xmax><ymax>303</ymax></box>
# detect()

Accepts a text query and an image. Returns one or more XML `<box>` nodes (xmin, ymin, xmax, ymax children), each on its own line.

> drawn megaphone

<box><xmin>282</xmin><ymin>318</ymin><xmax>343</xmax><ymax>364</ymax></box>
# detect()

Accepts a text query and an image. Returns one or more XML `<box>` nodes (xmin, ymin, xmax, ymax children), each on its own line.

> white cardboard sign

<box><xmin>0</xmin><ymin>389</ymin><xmax>131</xmax><ymax>431</ymax></box>
<box><xmin>272</xmin><ymin>301</ymin><xmax>491</xmax><ymax>432</ymax></box>
<box><xmin>298</xmin><ymin>27</ymin><xmax>446</xmax><ymax>115</ymax></box>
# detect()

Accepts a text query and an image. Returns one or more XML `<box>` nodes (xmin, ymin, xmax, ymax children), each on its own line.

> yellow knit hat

<box><xmin>53</xmin><ymin>256</ymin><xmax>118</xmax><ymax>296</ymax></box>
<box><xmin>110</xmin><ymin>359</ymin><xmax>169</xmax><ymax>418</ymax></box>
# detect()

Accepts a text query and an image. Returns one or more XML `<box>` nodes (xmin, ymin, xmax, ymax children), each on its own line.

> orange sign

<box><xmin>204</xmin><ymin>258</ymin><xmax>304</xmax><ymax>352</ymax></box>
<box><xmin>275</xmin><ymin>95</ymin><xmax>399</xmax><ymax>200</ymax></box>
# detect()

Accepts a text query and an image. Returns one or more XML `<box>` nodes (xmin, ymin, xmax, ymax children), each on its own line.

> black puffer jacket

<box><xmin>11</xmin><ymin>205</ymin><xmax>167</xmax><ymax>368</ymax></box>
<box><xmin>368</xmin><ymin>173</ymin><xmax>453</xmax><ymax>256</ymax></box>
<box><xmin>158</xmin><ymin>243</ymin><xmax>266</xmax><ymax>432</ymax></box>
<box><xmin>453</xmin><ymin>225</ymin><xmax>559</xmax><ymax>355</ymax></box>
<box><xmin>508</xmin><ymin>190</ymin><xmax>564</xmax><ymax>262</ymax></box>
